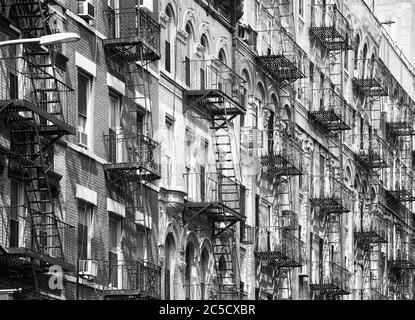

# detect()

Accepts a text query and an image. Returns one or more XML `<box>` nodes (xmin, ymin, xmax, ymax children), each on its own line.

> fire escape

<box><xmin>255</xmin><ymin>198</ymin><xmax>306</xmax><ymax>300</ymax></box>
<box><xmin>183</xmin><ymin>58</ymin><xmax>246</xmax><ymax>299</ymax></box>
<box><xmin>355</xmin><ymin>192</ymin><xmax>389</xmax><ymax>300</ymax></box>
<box><xmin>101</xmin><ymin>5</ymin><xmax>162</xmax><ymax>300</ymax></box>
<box><xmin>309</xmin><ymin>171</ymin><xmax>353</xmax><ymax>299</ymax></box>
<box><xmin>0</xmin><ymin>0</ymin><xmax>75</xmax><ymax>299</ymax></box>
<box><xmin>389</xmin><ymin>228</ymin><xmax>415</xmax><ymax>300</ymax></box>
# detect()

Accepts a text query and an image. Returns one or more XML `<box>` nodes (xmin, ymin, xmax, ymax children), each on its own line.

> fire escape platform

<box><xmin>254</xmin><ymin>251</ymin><xmax>302</xmax><ymax>268</ymax></box>
<box><xmin>256</xmin><ymin>54</ymin><xmax>306</xmax><ymax>82</ymax></box>
<box><xmin>386</xmin><ymin>122</ymin><xmax>415</xmax><ymax>137</ymax></box>
<box><xmin>0</xmin><ymin>99</ymin><xmax>76</xmax><ymax>136</ymax></box>
<box><xmin>103</xmin><ymin>288</ymin><xmax>161</xmax><ymax>300</ymax></box>
<box><xmin>103</xmin><ymin>163</ymin><xmax>162</xmax><ymax>181</ymax></box>
<box><xmin>309</xmin><ymin>283</ymin><xmax>351</xmax><ymax>295</ymax></box>
<box><xmin>355</xmin><ymin>231</ymin><xmax>388</xmax><ymax>244</ymax></box>
<box><xmin>355</xmin><ymin>153</ymin><xmax>390</xmax><ymax>170</ymax></box>
<box><xmin>260</xmin><ymin>154</ymin><xmax>303</xmax><ymax>177</ymax></box>
<box><xmin>352</xmin><ymin>79</ymin><xmax>389</xmax><ymax>97</ymax></box>
<box><xmin>309</xmin><ymin>198</ymin><xmax>350</xmax><ymax>214</ymax></box>
<box><xmin>186</xmin><ymin>202</ymin><xmax>245</xmax><ymax>223</ymax></box>
<box><xmin>0</xmin><ymin>248</ymin><xmax>75</xmax><ymax>272</ymax></box>
<box><xmin>388</xmin><ymin>189</ymin><xmax>415</xmax><ymax>202</ymax></box>
<box><xmin>309</xmin><ymin>27</ymin><xmax>353</xmax><ymax>51</ymax></box>
<box><xmin>103</xmin><ymin>39</ymin><xmax>160</xmax><ymax>62</ymax></box>
<box><xmin>308</xmin><ymin>110</ymin><xmax>351</xmax><ymax>132</ymax></box>
<box><xmin>184</xmin><ymin>89</ymin><xmax>246</xmax><ymax>117</ymax></box>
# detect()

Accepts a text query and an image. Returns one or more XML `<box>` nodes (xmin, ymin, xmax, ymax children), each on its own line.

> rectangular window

<box><xmin>10</xmin><ymin>180</ymin><xmax>23</xmax><ymax>248</ymax></box>
<box><xmin>309</xmin><ymin>232</ymin><xmax>313</xmax><ymax>280</ymax></box>
<box><xmin>185</xmin><ymin>56</ymin><xmax>190</xmax><ymax>87</ymax></box>
<box><xmin>299</xmin><ymin>0</ymin><xmax>304</xmax><ymax>16</ymax></box>
<box><xmin>200</xmin><ymin>165</ymin><xmax>206</xmax><ymax>202</ymax></box>
<box><xmin>9</xmin><ymin>72</ymin><xmax>18</xmax><ymax>100</ymax></box>
<box><xmin>309</xmin><ymin>62</ymin><xmax>314</xmax><ymax>83</ymax></box>
<box><xmin>78</xmin><ymin>72</ymin><xmax>91</xmax><ymax>148</ymax></box>
<box><xmin>137</xmin><ymin>229</ymin><xmax>147</xmax><ymax>260</ymax></box>
<box><xmin>78</xmin><ymin>202</ymin><xmax>93</xmax><ymax>260</ymax></box>
<box><xmin>200</xmin><ymin>67</ymin><xmax>205</xmax><ymax>90</ymax></box>
<box><xmin>109</xmin><ymin>215</ymin><xmax>121</xmax><ymax>288</ymax></box>
<box><xmin>165</xmin><ymin>40</ymin><xmax>171</xmax><ymax>72</ymax></box>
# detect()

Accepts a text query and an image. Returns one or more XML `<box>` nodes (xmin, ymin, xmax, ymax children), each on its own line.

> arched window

<box><xmin>354</xmin><ymin>34</ymin><xmax>360</xmax><ymax>71</ymax></box>
<box><xmin>362</xmin><ymin>43</ymin><xmax>368</xmax><ymax>77</ymax></box>
<box><xmin>164</xmin><ymin>5</ymin><xmax>175</xmax><ymax>73</ymax></box>
<box><xmin>184</xmin><ymin>22</ymin><xmax>194</xmax><ymax>87</ymax></box>
<box><xmin>185</xmin><ymin>242</ymin><xmax>194</xmax><ymax>300</ymax></box>
<box><xmin>218</xmin><ymin>49</ymin><xmax>226</xmax><ymax>64</ymax></box>
<box><xmin>165</xmin><ymin>233</ymin><xmax>176</xmax><ymax>299</ymax></box>
<box><xmin>200</xmin><ymin>248</ymin><xmax>209</xmax><ymax>299</ymax></box>
<box><xmin>200</xmin><ymin>34</ymin><xmax>209</xmax><ymax>59</ymax></box>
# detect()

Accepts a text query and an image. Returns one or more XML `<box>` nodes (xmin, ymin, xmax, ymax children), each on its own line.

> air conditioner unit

<box><xmin>78</xmin><ymin>131</ymin><xmax>88</xmax><ymax>147</ymax></box>
<box><xmin>138</xmin><ymin>0</ymin><xmax>153</xmax><ymax>13</ymax></box>
<box><xmin>78</xmin><ymin>1</ymin><xmax>95</xmax><ymax>21</ymax></box>
<box><xmin>78</xmin><ymin>260</ymin><xmax>98</xmax><ymax>278</ymax></box>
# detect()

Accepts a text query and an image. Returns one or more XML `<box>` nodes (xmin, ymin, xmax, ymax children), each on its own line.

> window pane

<box><xmin>165</xmin><ymin>41</ymin><xmax>171</xmax><ymax>72</ymax></box>
<box><xmin>185</xmin><ymin>56</ymin><xmax>190</xmax><ymax>86</ymax></box>
<box><xmin>109</xmin><ymin>217</ymin><xmax>118</xmax><ymax>252</ymax></box>
<box><xmin>78</xmin><ymin>73</ymin><xmax>88</xmax><ymax>116</ymax></box>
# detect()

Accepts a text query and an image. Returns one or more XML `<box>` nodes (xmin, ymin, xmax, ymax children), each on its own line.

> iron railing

<box><xmin>256</xmin><ymin>27</ymin><xmax>308</xmax><ymax>83</ymax></box>
<box><xmin>185</xmin><ymin>172</ymin><xmax>246</xmax><ymax>216</ymax></box>
<box><xmin>310</xmin><ymin>176</ymin><xmax>353</xmax><ymax>214</ymax></box>
<box><xmin>356</xmin><ymin>133</ymin><xmax>390</xmax><ymax>170</ymax></box>
<box><xmin>0</xmin><ymin>206</ymin><xmax>73</xmax><ymax>261</ymax></box>
<box><xmin>353</xmin><ymin>59</ymin><xmax>392</xmax><ymax>97</ymax></box>
<box><xmin>355</xmin><ymin>201</ymin><xmax>389</xmax><ymax>244</ymax></box>
<box><xmin>255</xmin><ymin>226</ymin><xmax>305</xmax><ymax>268</ymax></box>
<box><xmin>260</xmin><ymin>130</ymin><xmax>304</xmax><ymax>177</ymax></box>
<box><xmin>183</xmin><ymin>59</ymin><xmax>246</xmax><ymax>106</ymax></box>
<box><xmin>0</xmin><ymin>57</ymin><xmax>72</xmax><ymax>122</ymax></box>
<box><xmin>309</xmin><ymin>3</ymin><xmax>354</xmax><ymax>51</ymax></box>
<box><xmin>103</xmin><ymin>132</ymin><xmax>161</xmax><ymax>180</ymax></box>
<box><xmin>103</xmin><ymin>7</ymin><xmax>160</xmax><ymax>61</ymax></box>
<box><xmin>388</xmin><ymin>167</ymin><xmax>415</xmax><ymax>202</ymax></box>
<box><xmin>105</xmin><ymin>259</ymin><xmax>162</xmax><ymax>299</ymax></box>
<box><xmin>311</xmin><ymin>262</ymin><xmax>351</xmax><ymax>295</ymax></box>
<box><xmin>309</xmin><ymin>88</ymin><xmax>353</xmax><ymax>132</ymax></box>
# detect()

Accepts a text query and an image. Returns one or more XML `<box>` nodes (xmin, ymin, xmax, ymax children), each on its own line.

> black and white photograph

<box><xmin>0</xmin><ymin>0</ymin><xmax>414</xmax><ymax>310</ymax></box>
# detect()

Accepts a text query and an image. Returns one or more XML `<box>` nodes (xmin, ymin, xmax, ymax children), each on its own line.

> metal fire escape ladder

<box><xmin>211</xmin><ymin>107</ymin><xmax>241</xmax><ymax>300</ymax></box>
<box><xmin>0</xmin><ymin>0</ymin><xmax>75</xmax><ymax>298</ymax></box>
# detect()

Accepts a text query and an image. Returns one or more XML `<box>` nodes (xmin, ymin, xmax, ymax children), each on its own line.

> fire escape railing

<box><xmin>184</xmin><ymin>172</ymin><xmax>246</xmax><ymax>219</ymax></box>
<box><xmin>310</xmin><ymin>176</ymin><xmax>353</xmax><ymax>214</ymax></box>
<box><xmin>310</xmin><ymin>262</ymin><xmax>352</xmax><ymax>296</ymax></box>
<box><xmin>103</xmin><ymin>7</ymin><xmax>161</xmax><ymax>62</ymax></box>
<box><xmin>353</xmin><ymin>59</ymin><xmax>391</xmax><ymax>97</ymax></box>
<box><xmin>254</xmin><ymin>226</ymin><xmax>305</xmax><ymax>268</ymax></box>
<box><xmin>103</xmin><ymin>132</ymin><xmax>161</xmax><ymax>181</ymax></box>
<box><xmin>182</xmin><ymin>59</ymin><xmax>246</xmax><ymax>116</ymax></box>
<box><xmin>104</xmin><ymin>259</ymin><xmax>162</xmax><ymax>299</ymax></box>
<box><xmin>388</xmin><ymin>167</ymin><xmax>415</xmax><ymax>202</ymax></box>
<box><xmin>260</xmin><ymin>130</ymin><xmax>304</xmax><ymax>177</ymax></box>
<box><xmin>256</xmin><ymin>27</ymin><xmax>308</xmax><ymax>84</ymax></box>
<box><xmin>355</xmin><ymin>133</ymin><xmax>390</xmax><ymax>171</ymax></box>
<box><xmin>309</xmin><ymin>3</ymin><xmax>354</xmax><ymax>51</ymax></box>
<box><xmin>0</xmin><ymin>206</ymin><xmax>74</xmax><ymax>268</ymax></box>
<box><xmin>308</xmin><ymin>88</ymin><xmax>353</xmax><ymax>133</ymax></box>
<box><xmin>355</xmin><ymin>201</ymin><xmax>389</xmax><ymax>245</ymax></box>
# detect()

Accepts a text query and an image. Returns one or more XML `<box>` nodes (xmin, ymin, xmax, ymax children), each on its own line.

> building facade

<box><xmin>0</xmin><ymin>0</ymin><xmax>414</xmax><ymax>300</ymax></box>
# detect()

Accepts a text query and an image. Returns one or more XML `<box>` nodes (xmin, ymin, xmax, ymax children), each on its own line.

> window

<box><xmin>164</xmin><ymin>5</ymin><xmax>174</xmax><ymax>73</ymax></box>
<box><xmin>309</xmin><ymin>62</ymin><xmax>315</xmax><ymax>83</ymax></box>
<box><xmin>108</xmin><ymin>93</ymin><xmax>121</xmax><ymax>163</ymax></box>
<box><xmin>10</xmin><ymin>180</ymin><xmax>24</xmax><ymax>248</ymax></box>
<box><xmin>78</xmin><ymin>71</ymin><xmax>91</xmax><ymax>148</ymax></box>
<box><xmin>165</xmin><ymin>116</ymin><xmax>174</xmax><ymax>184</ymax></box>
<box><xmin>137</xmin><ymin>229</ymin><xmax>148</xmax><ymax>260</ymax></box>
<box><xmin>185</xmin><ymin>56</ymin><xmax>190</xmax><ymax>87</ymax></box>
<box><xmin>165</xmin><ymin>40</ymin><xmax>171</xmax><ymax>73</ymax></box>
<box><xmin>200</xmin><ymin>165</ymin><xmax>206</xmax><ymax>202</ymax></box>
<box><xmin>108</xmin><ymin>0</ymin><xmax>120</xmax><ymax>38</ymax></box>
<box><xmin>109</xmin><ymin>215</ymin><xmax>121</xmax><ymax>288</ymax></box>
<box><xmin>299</xmin><ymin>0</ymin><xmax>304</xmax><ymax>17</ymax></box>
<box><xmin>78</xmin><ymin>202</ymin><xmax>93</xmax><ymax>260</ymax></box>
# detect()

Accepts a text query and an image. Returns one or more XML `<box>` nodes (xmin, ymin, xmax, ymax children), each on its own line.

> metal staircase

<box><xmin>0</xmin><ymin>0</ymin><xmax>75</xmax><ymax>299</ymax></box>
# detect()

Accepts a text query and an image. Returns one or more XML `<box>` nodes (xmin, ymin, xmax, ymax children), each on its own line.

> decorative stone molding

<box><xmin>159</xmin><ymin>12</ymin><xmax>169</xmax><ymax>28</ymax></box>
<box><xmin>262</xmin><ymin>107</ymin><xmax>272</xmax><ymax>128</ymax></box>
<box><xmin>164</xmin><ymin>189</ymin><xmax>187</xmax><ymax>217</ymax></box>
<box><xmin>177</xmin><ymin>28</ymin><xmax>189</xmax><ymax>44</ymax></box>
<box><xmin>177</xmin><ymin>251</ymin><xmax>186</xmax><ymax>271</ymax></box>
